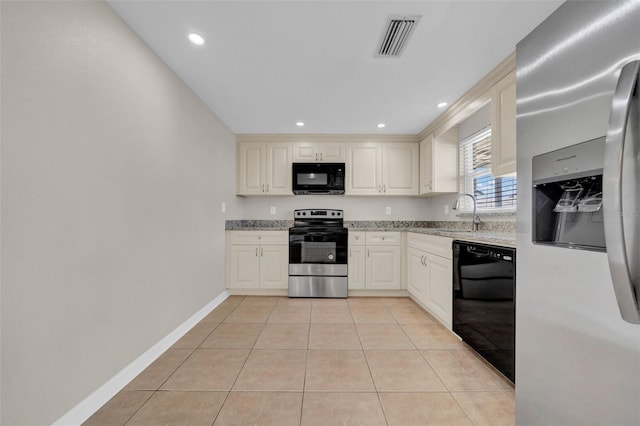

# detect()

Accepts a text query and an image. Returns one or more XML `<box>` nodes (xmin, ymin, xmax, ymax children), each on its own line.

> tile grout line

<box><xmin>360</xmin><ymin>340</ymin><xmax>391</xmax><ymax>426</ymax></box>
<box><xmin>300</xmin><ymin>303</ymin><xmax>313</xmax><ymax>426</ymax></box>
<box><xmin>124</xmin><ymin>305</ymin><xmax>238</xmax><ymax>425</ymax></box>
<box><xmin>449</xmin><ymin>392</ymin><xmax>480</xmax><ymax>426</ymax></box>
<box><xmin>120</xmin><ymin>390</ymin><xmax>156</xmax><ymax>426</ymax></box>
<box><xmin>210</xmin><ymin>300</ymin><xmax>277</xmax><ymax>426</ymax></box>
<box><xmin>123</xmin><ymin>298</ymin><xmax>248</xmax><ymax>425</ymax></box>
<box><xmin>106</xmin><ymin>297</ymin><xmax>512</xmax><ymax>425</ymax></box>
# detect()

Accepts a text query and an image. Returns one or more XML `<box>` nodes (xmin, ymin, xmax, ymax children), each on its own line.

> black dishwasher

<box><xmin>453</xmin><ymin>241</ymin><xmax>516</xmax><ymax>383</ymax></box>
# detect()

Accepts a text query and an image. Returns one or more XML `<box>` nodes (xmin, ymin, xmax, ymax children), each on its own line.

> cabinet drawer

<box><xmin>365</xmin><ymin>231</ymin><xmax>401</xmax><ymax>245</ymax></box>
<box><xmin>349</xmin><ymin>231</ymin><xmax>366</xmax><ymax>246</ymax></box>
<box><xmin>227</xmin><ymin>230</ymin><xmax>288</xmax><ymax>245</ymax></box>
<box><xmin>407</xmin><ymin>232</ymin><xmax>453</xmax><ymax>259</ymax></box>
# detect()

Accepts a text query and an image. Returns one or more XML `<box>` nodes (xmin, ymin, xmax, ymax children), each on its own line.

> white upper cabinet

<box><xmin>237</xmin><ymin>143</ymin><xmax>266</xmax><ymax>195</ymax></box>
<box><xmin>266</xmin><ymin>143</ymin><xmax>293</xmax><ymax>195</ymax></box>
<box><xmin>237</xmin><ymin>142</ymin><xmax>292</xmax><ymax>195</ymax></box>
<box><xmin>346</xmin><ymin>142</ymin><xmax>418</xmax><ymax>196</ymax></box>
<box><xmin>491</xmin><ymin>70</ymin><xmax>517</xmax><ymax>177</ymax></box>
<box><xmin>419</xmin><ymin>128</ymin><xmax>458</xmax><ymax>195</ymax></box>
<box><xmin>346</xmin><ymin>143</ymin><xmax>383</xmax><ymax>195</ymax></box>
<box><xmin>292</xmin><ymin>142</ymin><xmax>345</xmax><ymax>162</ymax></box>
<box><xmin>382</xmin><ymin>143</ymin><xmax>419</xmax><ymax>195</ymax></box>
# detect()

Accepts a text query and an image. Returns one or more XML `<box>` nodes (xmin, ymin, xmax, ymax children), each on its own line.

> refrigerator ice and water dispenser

<box><xmin>532</xmin><ymin>137</ymin><xmax>606</xmax><ymax>251</ymax></box>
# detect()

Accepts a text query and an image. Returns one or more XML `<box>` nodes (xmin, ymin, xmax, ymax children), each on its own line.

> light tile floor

<box><xmin>84</xmin><ymin>296</ymin><xmax>514</xmax><ymax>426</ymax></box>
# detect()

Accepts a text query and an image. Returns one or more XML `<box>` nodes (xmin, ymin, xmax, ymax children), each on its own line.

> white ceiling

<box><xmin>107</xmin><ymin>1</ymin><xmax>562</xmax><ymax>135</ymax></box>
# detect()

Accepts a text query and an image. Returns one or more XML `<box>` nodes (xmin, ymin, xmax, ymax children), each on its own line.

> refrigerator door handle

<box><xmin>603</xmin><ymin>60</ymin><xmax>640</xmax><ymax>324</ymax></box>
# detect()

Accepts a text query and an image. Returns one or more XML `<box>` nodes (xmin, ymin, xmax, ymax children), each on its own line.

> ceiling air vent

<box><xmin>375</xmin><ymin>15</ymin><xmax>421</xmax><ymax>58</ymax></box>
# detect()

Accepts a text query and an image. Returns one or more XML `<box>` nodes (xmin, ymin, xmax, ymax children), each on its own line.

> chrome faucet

<box><xmin>453</xmin><ymin>193</ymin><xmax>481</xmax><ymax>232</ymax></box>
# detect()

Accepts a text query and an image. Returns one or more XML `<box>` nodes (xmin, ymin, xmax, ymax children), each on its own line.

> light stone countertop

<box><xmin>403</xmin><ymin>228</ymin><xmax>516</xmax><ymax>248</ymax></box>
<box><xmin>225</xmin><ymin>220</ymin><xmax>516</xmax><ymax>248</ymax></box>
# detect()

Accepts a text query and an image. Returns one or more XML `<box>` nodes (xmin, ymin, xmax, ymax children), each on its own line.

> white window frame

<box><xmin>459</xmin><ymin>127</ymin><xmax>517</xmax><ymax>213</ymax></box>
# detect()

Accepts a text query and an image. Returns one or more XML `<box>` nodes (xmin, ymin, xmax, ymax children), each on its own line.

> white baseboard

<box><xmin>53</xmin><ymin>290</ymin><xmax>229</xmax><ymax>426</ymax></box>
<box><xmin>348</xmin><ymin>289</ymin><xmax>409</xmax><ymax>297</ymax></box>
<box><xmin>226</xmin><ymin>289</ymin><xmax>411</xmax><ymax>298</ymax></box>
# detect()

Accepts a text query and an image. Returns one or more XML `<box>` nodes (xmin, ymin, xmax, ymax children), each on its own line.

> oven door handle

<box><xmin>290</xmin><ymin>232</ymin><xmax>346</xmax><ymax>239</ymax></box>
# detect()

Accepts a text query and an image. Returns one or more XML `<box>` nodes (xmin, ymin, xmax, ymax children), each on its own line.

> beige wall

<box><xmin>0</xmin><ymin>1</ymin><xmax>240</xmax><ymax>424</ymax></box>
<box><xmin>242</xmin><ymin>195</ymin><xmax>432</xmax><ymax>221</ymax></box>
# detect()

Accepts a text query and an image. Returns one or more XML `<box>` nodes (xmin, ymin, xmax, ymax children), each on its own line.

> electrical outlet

<box><xmin>270</xmin><ymin>206</ymin><xmax>276</xmax><ymax>215</ymax></box>
<box><xmin>385</xmin><ymin>206</ymin><xmax>392</xmax><ymax>215</ymax></box>
<box><xmin>221</xmin><ymin>202</ymin><xmax>226</xmax><ymax>213</ymax></box>
<box><xmin>444</xmin><ymin>205</ymin><xmax>449</xmax><ymax>215</ymax></box>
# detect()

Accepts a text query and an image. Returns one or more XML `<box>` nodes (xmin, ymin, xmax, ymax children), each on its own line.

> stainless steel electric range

<box><xmin>288</xmin><ymin>209</ymin><xmax>348</xmax><ymax>298</ymax></box>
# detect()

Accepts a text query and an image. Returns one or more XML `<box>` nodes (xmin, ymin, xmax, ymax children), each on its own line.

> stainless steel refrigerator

<box><xmin>516</xmin><ymin>1</ymin><xmax>640</xmax><ymax>425</ymax></box>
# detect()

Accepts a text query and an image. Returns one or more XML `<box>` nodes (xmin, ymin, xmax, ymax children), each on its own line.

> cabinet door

<box><xmin>382</xmin><ymin>143</ymin><xmax>419</xmax><ymax>195</ymax></box>
<box><xmin>318</xmin><ymin>143</ymin><xmax>345</xmax><ymax>162</ymax></box>
<box><xmin>229</xmin><ymin>245</ymin><xmax>261</xmax><ymax>288</ymax></box>
<box><xmin>491</xmin><ymin>71</ymin><xmax>517</xmax><ymax>177</ymax></box>
<box><xmin>419</xmin><ymin>135</ymin><xmax>434</xmax><ymax>194</ymax></box>
<box><xmin>266</xmin><ymin>142</ymin><xmax>292</xmax><ymax>195</ymax></box>
<box><xmin>407</xmin><ymin>247</ymin><xmax>428</xmax><ymax>303</ymax></box>
<box><xmin>432</xmin><ymin>128</ymin><xmax>459</xmax><ymax>194</ymax></box>
<box><xmin>259</xmin><ymin>245</ymin><xmax>289</xmax><ymax>289</ymax></box>
<box><xmin>237</xmin><ymin>143</ymin><xmax>265</xmax><ymax>195</ymax></box>
<box><xmin>366</xmin><ymin>245</ymin><xmax>401</xmax><ymax>289</ymax></box>
<box><xmin>426</xmin><ymin>254</ymin><xmax>453</xmax><ymax>329</ymax></box>
<box><xmin>348</xmin><ymin>245</ymin><xmax>366</xmax><ymax>290</ymax></box>
<box><xmin>292</xmin><ymin>142</ymin><xmax>317</xmax><ymax>162</ymax></box>
<box><xmin>346</xmin><ymin>143</ymin><xmax>382</xmax><ymax>195</ymax></box>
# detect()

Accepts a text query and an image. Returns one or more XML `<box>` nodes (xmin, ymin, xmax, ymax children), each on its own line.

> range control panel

<box><xmin>294</xmin><ymin>209</ymin><xmax>343</xmax><ymax>219</ymax></box>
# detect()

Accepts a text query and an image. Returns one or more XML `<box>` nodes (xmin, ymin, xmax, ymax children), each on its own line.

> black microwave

<box><xmin>292</xmin><ymin>163</ymin><xmax>345</xmax><ymax>195</ymax></box>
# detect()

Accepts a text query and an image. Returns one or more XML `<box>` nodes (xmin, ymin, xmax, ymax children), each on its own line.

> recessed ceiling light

<box><xmin>437</xmin><ymin>102</ymin><xmax>448</xmax><ymax>108</ymax></box>
<box><xmin>188</xmin><ymin>33</ymin><xmax>205</xmax><ymax>46</ymax></box>
<box><xmin>296</xmin><ymin>122</ymin><xmax>305</xmax><ymax>127</ymax></box>
<box><xmin>377</xmin><ymin>123</ymin><xmax>386</xmax><ymax>128</ymax></box>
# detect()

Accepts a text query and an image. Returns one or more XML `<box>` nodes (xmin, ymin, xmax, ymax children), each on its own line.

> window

<box><xmin>459</xmin><ymin>127</ymin><xmax>516</xmax><ymax>211</ymax></box>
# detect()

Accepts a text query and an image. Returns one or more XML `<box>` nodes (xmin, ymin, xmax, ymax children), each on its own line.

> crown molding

<box><xmin>236</xmin><ymin>134</ymin><xmax>419</xmax><ymax>144</ymax></box>
<box><xmin>418</xmin><ymin>52</ymin><xmax>516</xmax><ymax>140</ymax></box>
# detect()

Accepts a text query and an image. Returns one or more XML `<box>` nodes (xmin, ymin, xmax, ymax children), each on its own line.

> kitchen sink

<box><xmin>430</xmin><ymin>228</ymin><xmax>473</xmax><ymax>233</ymax></box>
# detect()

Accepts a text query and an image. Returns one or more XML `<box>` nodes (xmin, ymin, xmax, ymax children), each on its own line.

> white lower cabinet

<box><xmin>229</xmin><ymin>245</ymin><xmax>261</xmax><ymax>289</ymax></box>
<box><xmin>407</xmin><ymin>233</ymin><xmax>453</xmax><ymax>329</ymax></box>
<box><xmin>407</xmin><ymin>247</ymin><xmax>428</xmax><ymax>300</ymax></box>
<box><xmin>366</xmin><ymin>245</ymin><xmax>401</xmax><ymax>289</ymax></box>
<box><xmin>348</xmin><ymin>245</ymin><xmax>366</xmax><ymax>289</ymax></box>
<box><xmin>226</xmin><ymin>231</ymin><xmax>288</xmax><ymax>290</ymax></box>
<box><xmin>424</xmin><ymin>254</ymin><xmax>452</xmax><ymax>327</ymax></box>
<box><xmin>349</xmin><ymin>231</ymin><xmax>401</xmax><ymax>290</ymax></box>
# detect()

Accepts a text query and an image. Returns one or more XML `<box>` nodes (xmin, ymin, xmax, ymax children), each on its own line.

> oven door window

<box><xmin>301</xmin><ymin>241</ymin><xmax>336</xmax><ymax>263</ymax></box>
<box><xmin>289</xmin><ymin>231</ymin><xmax>347</xmax><ymax>264</ymax></box>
